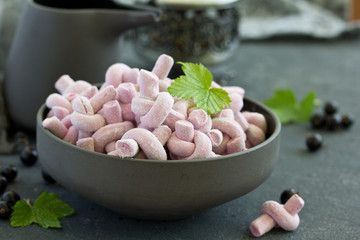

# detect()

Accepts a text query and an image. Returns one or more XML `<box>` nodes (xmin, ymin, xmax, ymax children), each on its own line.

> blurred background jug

<box><xmin>3</xmin><ymin>0</ymin><xmax>159</xmax><ymax>130</ymax></box>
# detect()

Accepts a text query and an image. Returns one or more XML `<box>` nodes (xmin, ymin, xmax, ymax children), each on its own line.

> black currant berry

<box><xmin>341</xmin><ymin>114</ymin><xmax>354</xmax><ymax>129</ymax></box>
<box><xmin>0</xmin><ymin>165</ymin><xmax>18</xmax><ymax>183</ymax></box>
<box><xmin>0</xmin><ymin>201</ymin><xmax>11</xmax><ymax>219</ymax></box>
<box><xmin>20</xmin><ymin>146</ymin><xmax>38</xmax><ymax>166</ymax></box>
<box><xmin>0</xmin><ymin>176</ymin><xmax>8</xmax><ymax>195</ymax></box>
<box><xmin>280</xmin><ymin>189</ymin><xmax>299</xmax><ymax>204</ymax></box>
<box><xmin>42</xmin><ymin>170</ymin><xmax>56</xmax><ymax>184</ymax></box>
<box><xmin>1</xmin><ymin>190</ymin><xmax>21</xmax><ymax>208</ymax></box>
<box><xmin>310</xmin><ymin>113</ymin><xmax>324</xmax><ymax>129</ymax></box>
<box><xmin>306</xmin><ymin>133</ymin><xmax>323</xmax><ymax>152</ymax></box>
<box><xmin>325</xmin><ymin>113</ymin><xmax>342</xmax><ymax>131</ymax></box>
<box><xmin>324</xmin><ymin>100</ymin><xmax>339</xmax><ymax>115</ymax></box>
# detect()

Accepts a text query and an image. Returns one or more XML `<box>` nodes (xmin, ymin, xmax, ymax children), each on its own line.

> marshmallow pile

<box><xmin>42</xmin><ymin>54</ymin><xmax>268</xmax><ymax>160</ymax></box>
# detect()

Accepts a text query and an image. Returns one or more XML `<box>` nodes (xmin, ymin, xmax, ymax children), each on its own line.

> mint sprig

<box><xmin>263</xmin><ymin>89</ymin><xmax>316</xmax><ymax>124</ymax></box>
<box><xmin>167</xmin><ymin>62</ymin><xmax>231</xmax><ymax>115</ymax></box>
<box><xmin>10</xmin><ymin>191</ymin><xmax>74</xmax><ymax>228</ymax></box>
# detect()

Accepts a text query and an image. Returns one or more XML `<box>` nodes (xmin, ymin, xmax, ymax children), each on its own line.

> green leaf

<box><xmin>10</xmin><ymin>200</ymin><xmax>34</xmax><ymax>227</ymax></box>
<box><xmin>167</xmin><ymin>62</ymin><xmax>231</xmax><ymax>115</ymax></box>
<box><xmin>263</xmin><ymin>89</ymin><xmax>316</xmax><ymax>124</ymax></box>
<box><xmin>10</xmin><ymin>192</ymin><xmax>74</xmax><ymax>229</ymax></box>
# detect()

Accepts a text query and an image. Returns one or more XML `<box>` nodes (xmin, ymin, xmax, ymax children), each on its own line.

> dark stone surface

<box><xmin>1</xmin><ymin>2</ymin><xmax>360</xmax><ymax>238</ymax></box>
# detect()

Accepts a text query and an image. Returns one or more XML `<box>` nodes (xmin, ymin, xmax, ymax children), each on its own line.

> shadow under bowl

<box><xmin>36</xmin><ymin>97</ymin><xmax>281</xmax><ymax>221</ymax></box>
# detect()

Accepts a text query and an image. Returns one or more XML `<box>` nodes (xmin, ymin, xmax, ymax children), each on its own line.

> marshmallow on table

<box><xmin>250</xmin><ymin>194</ymin><xmax>305</xmax><ymax>237</ymax></box>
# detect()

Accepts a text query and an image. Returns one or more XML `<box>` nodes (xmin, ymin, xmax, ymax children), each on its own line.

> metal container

<box><xmin>134</xmin><ymin>0</ymin><xmax>241</xmax><ymax>67</ymax></box>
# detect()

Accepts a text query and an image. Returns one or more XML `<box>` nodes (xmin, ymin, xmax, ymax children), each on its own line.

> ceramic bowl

<box><xmin>36</xmin><ymin>97</ymin><xmax>281</xmax><ymax>221</ymax></box>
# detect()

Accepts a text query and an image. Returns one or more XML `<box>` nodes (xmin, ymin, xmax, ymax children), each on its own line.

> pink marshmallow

<box><xmin>250</xmin><ymin>194</ymin><xmax>305</xmax><ymax>237</ymax></box>
<box><xmin>183</xmin><ymin>131</ymin><xmax>212</xmax><ymax>160</ymax></box>
<box><xmin>92</xmin><ymin>121</ymin><xmax>134</xmax><ymax>153</ymax></box>
<box><xmin>61</xmin><ymin>114</ymin><xmax>73</xmax><ymax>128</ymax></box>
<box><xmin>72</xmin><ymin>96</ymin><xmax>94</xmax><ymax>114</ymax></box>
<box><xmin>213</xmin><ymin>134</ymin><xmax>230</xmax><ymax>155</ymax></box>
<box><xmin>64</xmin><ymin>93</ymin><xmax>79</xmax><ymax>102</ymax></box>
<box><xmin>152</xmin><ymin>125</ymin><xmax>172</xmax><ymax>146</ymax></box>
<box><xmin>167</xmin><ymin>133</ymin><xmax>195</xmax><ymax>158</ymax></box>
<box><xmin>119</xmin><ymin>103</ymin><xmax>135</xmax><ymax>121</ymax></box>
<box><xmin>104</xmin><ymin>141</ymin><xmax>117</xmax><ymax>153</ymax></box>
<box><xmin>138</xmin><ymin>69</ymin><xmax>159</xmax><ymax>100</ymax></box>
<box><xmin>228</xmin><ymin>92</ymin><xmax>244</xmax><ymax>113</ymax></box>
<box><xmin>123</xmin><ymin>68</ymin><xmax>140</xmax><ymax>84</ymax></box>
<box><xmin>175</xmin><ymin>120</ymin><xmax>194</xmax><ymax>142</ymax></box>
<box><xmin>64</xmin><ymin>80</ymin><xmax>92</xmax><ymax>95</ymax></box>
<box><xmin>76</xmin><ymin>137</ymin><xmax>95</xmax><ymax>151</ymax></box>
<box><xmin>70</xmin><ymin>112</ymin><xmax>106</xmax><ymax>133</ymax></box>
<box><xmin>196</xmin><ymin>117</ymin><xmax>212</xmax><ymax>133</ymax></box>
<box><xmin>206</xmin><ymin>129</ymin><xmax>223</xmax><ymax>147</ymax></box>
<box><xmin>140</xmin><ymin>92</ymin><xmax>174</xmax><ymax>129</ymax></box>
<box><xmin>187</xmin><ymin>109</ymin><xmax>208</xmax><ymax>129</ymax></box>
<box><xmin>62</xmin><ymin>125</ymin><xmax>79</xmax><ymax>145</ymax></box>
<box><xmin>116</xmin><ymin>139</ymin><xmax>140</xmax><ymax>158</ymax></box>
<box><xmin>131</xmin><ymin>97</ymin><xmax>154</xmax><ymax>116</ymax></box>
<box><xmin>246</xmin><ymin>124</ymin><xmax>266</xmax><ymax>147</ymax></box>
<box><xmin>81</xmin><ymin>86</ymin><xmax>98</xmax><ymax>99</ymax></box>
<box><xmin>159</xmin><ymin>79</ymin><xmax>172</xmax><ymax>92</ymax></box>
<box><xmin>243</xmin><ymin>111</ymin><xmax>267</xmax><ymax>133</ymax></box>
<box><xmin>117</xmin><ymin>83</ymin><xmax>137</xmax><ymax>104</ymax></box>
<box><xmin>90</xmin><ymin>85</ymin><xmax>117</xmax><ymax>113</ymax></box>
<box><xmin>121</xmin><ymin>128</ymin><xmax>167</xmax><ymax>160</ymax></box>
<box><xmin>78</xmin><ymin>130</ymin><xmax>92</xmax><ymax>139</ymax></box>
<box><xmin>173</xmin><ymin>99</ymin><xmax>192</xmax><ymax>118</ymax></box>
<box><xmin>213</xmin><ymin>109</ymin><xmax>234</xmax><ymax>119</ymax></box>
<box><xmin>223</xmin><ymin>86</ymin><xmax>245</xmax><ymax>96</ymax></box>
<box><xmin>212</xmin><ymin>118</ymin><xmax>246</xmax><ymax>139</ymax></box>
<box><xmin>102</xmin><ymin>100</ymin><xmax>123</xmax><ymax>124</ymax></box>
<box><xmin>105</xmin><ymin>63</ymin><xmax>130</xmax><ymax>88</ymax></box>
<box><xmin>51</xmin><ymin>106</ymin><xmax>70</xmax><ymax>120</ymax></box>
<box><xmin>45</xmin><ymin>93</ymin><xmax>72</xmax><ymax>113</ymax></box>
<box><xmin>152</xmin><ymin>54</ymin><xmax>174</xmax><ymax>80</ymax></box>
<box><xmin>234</xmin><ymin>112</ymin><xmax>249</xmax><ymax>131</ymax></box>
<box><xmin>226</xmin><ymin>136</ymin><xmax>247</xmax><ymax>154</ymax></box>
<box><xmin>55</xmin><ymin>75</ymin><xmax>74</xmax><ymax>94</ymax></box>
<box><xmin>42</xmin><ymin>116</ymin><xmax>68</xmax><ymax>139</ymax></box>
<box><xmin>162</xmin><ymin>110</ymin><xmax>185</xmax><ymax>131</ymax></box>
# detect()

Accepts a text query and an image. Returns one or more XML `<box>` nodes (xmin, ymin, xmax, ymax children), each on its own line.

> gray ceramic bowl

<box><xmin>36</xmin><ymin>97</ymin><xmax>281</xmax><ymax>221</ymax></box>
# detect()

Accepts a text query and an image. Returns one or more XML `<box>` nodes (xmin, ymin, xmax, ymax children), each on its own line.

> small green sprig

<box><xmin>263</xmin><ymin>89</ymin><xmax>317</xmax><ymax>124</ymax></box>
<box><xmin>11</xmin><ymin>191</ymin><xmax>74</xmax><ymax>229</ymax></box>
<box><xmin>167</xmin><ymin>62</ymin><xmax>231</xmax><ymax>115</ymax></box>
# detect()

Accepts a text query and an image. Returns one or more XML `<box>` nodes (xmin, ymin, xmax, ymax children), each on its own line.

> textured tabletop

<box><xmin>1</xmin><ymin>37</ymin><xmax>360</xmax><ymax>239</ymax></box>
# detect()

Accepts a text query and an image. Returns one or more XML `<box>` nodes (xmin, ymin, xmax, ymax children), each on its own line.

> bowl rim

<box><xmin>37</xmin><ymin>97</ymin><xmax>281</xmax><ymax>164</ymax></box>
